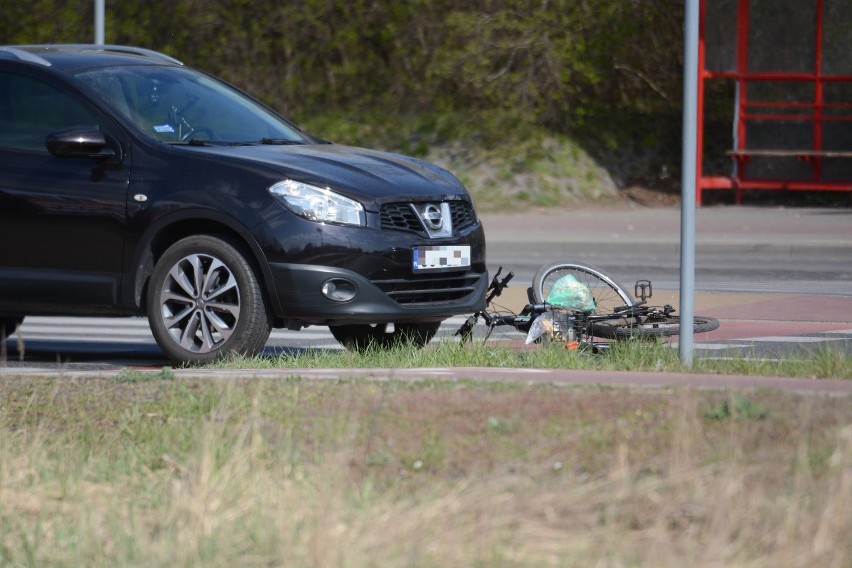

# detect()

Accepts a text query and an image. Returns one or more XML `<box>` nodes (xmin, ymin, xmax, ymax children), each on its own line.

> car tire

<box><xmin>329</xmin><ymin>321</ymin><xmax>441</xmax><ymax>351</ymax></box>
<box><xmin>0</xmin><ymin>316</ymin><xmax>24</xmax><ymax>342</ymax></box>
<box><xmin>146</xmin><ymin>235</ymin><xmax>271</xmax><ymax>364</ymax></box>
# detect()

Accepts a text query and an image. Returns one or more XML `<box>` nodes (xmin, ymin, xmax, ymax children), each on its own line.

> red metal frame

<box><xmin>697</xmin><ymin>0</ymin><xmax>852</xmax><ymax>204</ymax></box>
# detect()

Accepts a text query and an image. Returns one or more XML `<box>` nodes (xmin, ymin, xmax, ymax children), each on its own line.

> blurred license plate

<box><xmin>412</xmin><ymin>245</ymin><xmax>470</xmax><ymax>271</ymax></box>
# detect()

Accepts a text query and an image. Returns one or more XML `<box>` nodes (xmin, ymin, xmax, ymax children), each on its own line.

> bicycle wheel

<box><xmin>593</xmin><ymin>315</ymin><xmax>720</xmax><ymax>340</ymax></box>
<box><xmin>532</xmin><ymin>262</ymin><xmax>634</xmax><ymax>314</ymax></box>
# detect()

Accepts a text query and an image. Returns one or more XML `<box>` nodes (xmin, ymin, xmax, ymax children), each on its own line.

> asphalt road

<box><xmin>482</xmin><ymin>205</ymin><xmax>852</xmax><ymax>296</ymax></box>
<box><xmin>2</xmin><ymin>205</ymin><xmax>851</xmax><ymax>380</ymax></box>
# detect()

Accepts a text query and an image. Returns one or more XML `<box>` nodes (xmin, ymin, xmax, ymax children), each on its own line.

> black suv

<box><xmin>0</xmin><ymin>45</ymin><xmax>487</xmax><ymax>363</ymax></box>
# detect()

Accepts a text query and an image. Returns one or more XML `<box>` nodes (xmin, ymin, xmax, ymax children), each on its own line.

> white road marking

<box><xmin>740</xmin><ymin>336</ymin><xmax>844</xmax><ymax>343</ymax></box>
<box><xmin>678</xmin><ymin>343</ymin><xmax>755</xmax><ymax>350</ymax></box>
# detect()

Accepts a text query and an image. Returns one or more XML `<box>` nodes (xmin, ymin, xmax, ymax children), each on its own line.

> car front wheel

<box><xmin>146</xmin><ymin>235</ymin><xmax>271</xmax><ymax>364</ymax></box>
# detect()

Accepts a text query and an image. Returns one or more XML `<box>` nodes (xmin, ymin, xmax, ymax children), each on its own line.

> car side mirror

<box><xmin>45</xmin><ymin>127</ymin><xmax>117</xmax><ymax>159</ymax></box>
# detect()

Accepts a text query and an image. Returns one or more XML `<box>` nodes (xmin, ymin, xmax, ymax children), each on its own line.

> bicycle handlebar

<box><xmin>485</xmin><ymin>267</ymin><xmax>514</xmax><ymax>304</ymax></box>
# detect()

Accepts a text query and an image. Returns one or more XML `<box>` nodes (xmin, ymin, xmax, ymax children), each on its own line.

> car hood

<box><xmin>190</xmin><ymin>143</ymin><xmax>468</xmax><ymax>209</ymax></box>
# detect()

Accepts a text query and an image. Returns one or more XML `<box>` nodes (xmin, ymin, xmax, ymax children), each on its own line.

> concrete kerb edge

<box><xmin>2</xmin><ymin>366</ymin><xmax>850</xmax><ymax>396</ymax></box>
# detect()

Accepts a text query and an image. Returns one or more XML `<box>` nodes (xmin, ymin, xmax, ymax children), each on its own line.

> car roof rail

<box><xmin>75</xmin><ymin>44</ymin><xmax>184</xmax><ymax>65</ymax></box>
<box><xmin>0</xmin><ymin>46</ymin><xmax>52</xmax><ymax>66</ymax></box>
<box><xmin>0</xmin><ymin>44</ymin><xmax>183</xmax><ymax>66</ymax></box>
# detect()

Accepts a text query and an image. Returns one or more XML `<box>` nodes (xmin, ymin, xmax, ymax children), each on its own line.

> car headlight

<box><xmin>269</xmin><ymin>180</ymin><xmax>365</xmax><ymax>226</ymax></box>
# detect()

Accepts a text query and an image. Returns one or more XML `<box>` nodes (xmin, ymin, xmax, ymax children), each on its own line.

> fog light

<box><xmin>321</xmin><ymin>278</ymin><xmax>357</xmax><ymax>302</ymax></box>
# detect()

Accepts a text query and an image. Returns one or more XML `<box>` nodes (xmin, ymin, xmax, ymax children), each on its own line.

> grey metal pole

<box><xmin>679</xmin><ymin>0</ymin><xmax>700</xmax><ymax>366</ymax></box>
<box><xmin>94</xmin><ymin>0</ymin><xmax>105</xmax><ymax>45</ymax></box>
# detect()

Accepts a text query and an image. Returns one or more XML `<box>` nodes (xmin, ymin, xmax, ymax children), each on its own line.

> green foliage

<box><xmin>0</xmin><ymin>1</ymin><xmax>92</xmax><ymax>44</ymax></box>
<box><xmin>114</xmin><ymin>367</ymin><xmax>176</xmax><ymax>383</ymax></box>
<box><xmin>810</xmin><ymin>345</ymin><xmax>850</xmax><ymax>379</ymax></box>
<box><xmin>705</xmin><ymin>395</ymin><xmax>769</xmax><ymax>421</ymax></box>
<box><xmin>0</xmin><ymin>0</ymin><xmax>686</xmax><ymax>184</ymax></box>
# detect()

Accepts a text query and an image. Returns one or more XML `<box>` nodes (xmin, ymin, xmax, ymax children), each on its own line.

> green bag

<box><xmin>545</xmin><ymin>274</ymin><xmax>595</xmax><ymax>312</ymax></box>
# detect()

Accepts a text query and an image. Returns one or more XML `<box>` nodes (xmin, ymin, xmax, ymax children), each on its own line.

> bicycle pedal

<box><xmin>635</xmin><ymin>279</ymin><xmax>652</xmax><ymax>301</ymax></box>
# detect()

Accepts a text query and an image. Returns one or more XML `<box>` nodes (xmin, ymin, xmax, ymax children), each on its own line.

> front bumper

<box><xmin>257</xmin><ymin>211</ymin><xmax>488</xmax><ymax>326</ymax></box>
<box><xmin>268</xmin><ymin>262</ymin><xmax>488</xmax><ymax>326</ymax></box>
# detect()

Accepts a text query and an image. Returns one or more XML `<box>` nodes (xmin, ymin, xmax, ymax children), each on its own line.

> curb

<box><xmin>3</xmin><ymin>366</ymin><xmax>850</xmax><ymax>396</ymax></box>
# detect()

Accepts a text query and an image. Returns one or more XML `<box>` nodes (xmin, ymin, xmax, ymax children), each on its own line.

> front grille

<box><xmin>380</xmin><ymin>201</ymin><xmax>476</xmax><ymax>236</ymax></box>
<box><xmin>380</xmin><ymin>203</ymin><xmax>423</xmax><ymax>234</ymax></box>
<box><xmin>372</xmin><ymin>271</ymin><xmax>481</xmax><ymax>305</ymax></box>
<box><xmin>449</xmin><ymin>201</ymin><xmax>476</xmax><ymax>232</ymax></box>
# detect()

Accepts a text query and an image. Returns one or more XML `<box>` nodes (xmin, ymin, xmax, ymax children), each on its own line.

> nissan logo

<box><xmin>421</xmin><ymin>203</ymin><xmax>444</xmax><ymax>230</ymax></box>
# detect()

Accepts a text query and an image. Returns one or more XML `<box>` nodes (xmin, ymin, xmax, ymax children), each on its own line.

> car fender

<box><xmin>122</xmin><ymin>207</ymin><xmax>281</xmax><ymax>314</ymax></box>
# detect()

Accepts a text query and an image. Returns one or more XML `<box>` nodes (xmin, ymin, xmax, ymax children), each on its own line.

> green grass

<box><xmin>1</xmin><ymin>375</ymin><xmax>850</xmax><ymax>566</ymax></box>
<box><xmin>205</xmin><ymin>339</ymin><xmax>852</xmax><ymax>381</ymax></box>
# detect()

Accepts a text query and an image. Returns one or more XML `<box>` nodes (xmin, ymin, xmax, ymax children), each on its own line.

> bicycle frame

<box><xmin>455</xmin><ymin>264</ymin><xmax>712</xmax><ymax>346</ymax></box>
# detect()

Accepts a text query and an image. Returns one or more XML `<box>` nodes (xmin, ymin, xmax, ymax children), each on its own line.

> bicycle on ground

<box><xmin>455</xmin><ymin>262</ymin><xmax>720</xmax><ymax>349</ymax></box>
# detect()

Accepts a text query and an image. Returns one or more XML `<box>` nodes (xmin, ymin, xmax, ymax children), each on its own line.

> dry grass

<box><xmin>1</xmin><ymin>376</ymin><xmax>850</xmax><ymax>567</ymax></box>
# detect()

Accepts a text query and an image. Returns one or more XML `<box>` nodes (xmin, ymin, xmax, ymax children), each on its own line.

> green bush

<box><xmin>1</xmin><ymin>1</ymin><xmax>686</xmax><ymax>184</ymax></box>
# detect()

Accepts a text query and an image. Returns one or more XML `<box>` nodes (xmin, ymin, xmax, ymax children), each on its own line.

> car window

<box><xmin>0</xmin><ymin>72</ymin><xmax>100</xmax><ymax>152</ymax></box>
<box><xmin>74</xmin><ymin>65</ymin><xmax>308</xmax><ymax>144</ymax></box>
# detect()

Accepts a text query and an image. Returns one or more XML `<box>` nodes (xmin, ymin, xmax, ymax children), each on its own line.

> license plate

<box><xmin>412</xmin><ymin>245</ymin><xmax>471</xmax><ymax>272</ymax></box>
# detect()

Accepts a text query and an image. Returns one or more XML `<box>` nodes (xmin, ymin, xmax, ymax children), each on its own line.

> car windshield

<box><xmin>74</xmin><ymin>65</ymin><xmax>309</xmax><ymax>145</ymax></box>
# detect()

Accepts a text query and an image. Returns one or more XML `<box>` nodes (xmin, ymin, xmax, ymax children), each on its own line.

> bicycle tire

<box><xmin>593</xmin><ymin>315</ymin><xmax>720</xmax><ymax>340</ymax></box>
<box><xmin>531</xmin><ymin>262</ymin><xmax>635</xmax><ymax>315</ymax></box>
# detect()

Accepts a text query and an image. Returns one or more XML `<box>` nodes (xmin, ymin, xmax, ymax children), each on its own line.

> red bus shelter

<box><xmin>697</xmin><ymin>0</ymin><xmax>852</xmax><ymax>205</ymax></box>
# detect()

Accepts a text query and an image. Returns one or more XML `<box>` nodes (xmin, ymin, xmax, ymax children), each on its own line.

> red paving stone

<box><xmin>699</xmin><ymin>320</ymin><xmax>851</xmax><ymax>342</ymax></box>
<box><xmin>702</xmin><ymin>294</ymin><xmax>852</xmax><ymax>323</ymax></box>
